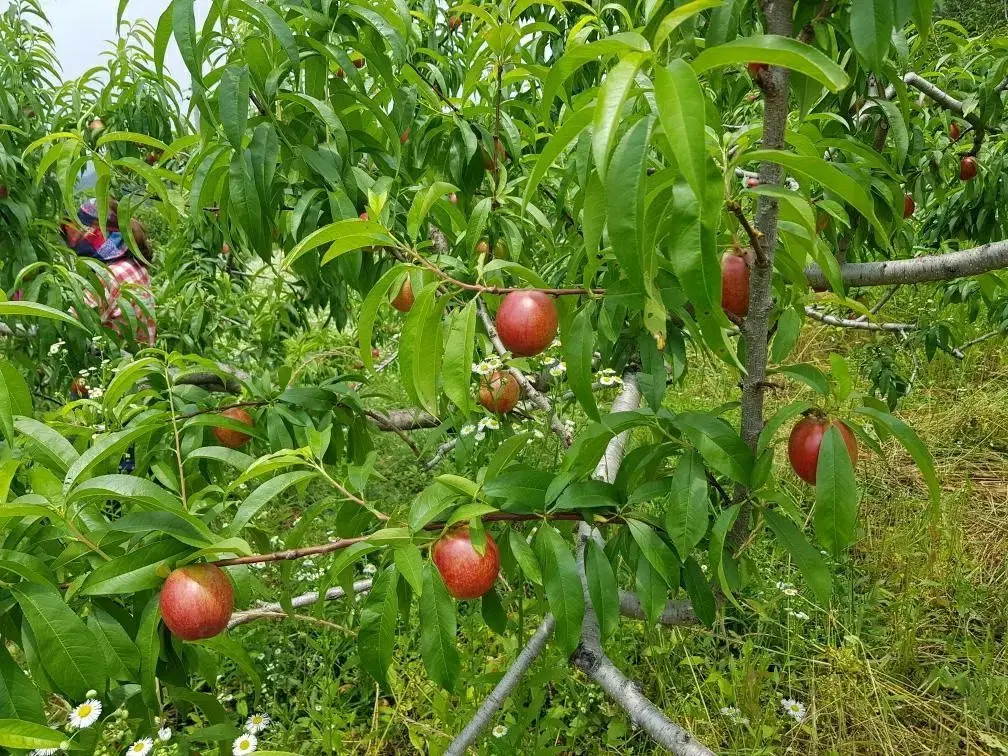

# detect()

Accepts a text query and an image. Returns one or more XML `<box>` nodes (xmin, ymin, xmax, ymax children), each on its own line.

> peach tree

<box><xmin>2</xmin><ymin>0</ymin><xmax>1007</xmax><ymax>753</ymax></box>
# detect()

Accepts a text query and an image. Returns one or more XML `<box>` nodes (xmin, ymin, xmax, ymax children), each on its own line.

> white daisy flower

<box><xmin>30</xmin><ymin>749</ymin><xmax>59</xmax><ymax>756</ymax></box>
<box><xmin>474</xmin><ymin>431</ymin><xmax>486</xmax><ymax>442</ymax></box>
<box><xmin>48</xmin><ymin>341</ymin><xmax>66</xmax><ymax>356</ymax></box>
<box><xmin>460</xmin><ymin>424</ymin><xmax>476</xmax><ymax>437</ymax></box>
<box><xmin>492</xmin><ymin>724</ymin><xmax>507</xmax><ymax>737</ymax></box>
<box><xmin>361</xmin><ymin>563</ymin><xmax>377</xmax><ymax>575</ymax></box>
<box><xmin>485</xmin><ymin>355</ymin><xmax>502</xmax><ymax>369</ymax></box>
<box><xmin>232</xmin><ymin>733</ymin><xmax>258</xmax><ymax>755</ymax></box>
<box><xmin>549</xmin><ymin>338</ymin><xmax>562</xmax><ymax>349</ymax></box>
<box><xmin>245</xmin><ymin>713</ymin><xmax>271</xmax><ymax>733</ymax></box>
<box><xmin>599</xmin><ymin>374</ymin><xmax>623</xmax><ymax>387</ymax></box>
<box><xmin>126</xmin><ymin>738</ymin><xmax>154</xmax><ymax>755</ymax></box>
<box><xmin>548</xmin><ymin>361</ymin><xmax>567</xmax><ymax>377</ymax></box>
<box><xmin>78</xmin><ymin>368</ymin><xmax>91</xmax><ymax>376</ymax></box>
<box><xmin>158</xmin><ymin>727</ymin><xmax>172</xmax><ymax>741</ymax></box>
<box><xmin>719</xmin><ymin>706</ymin><xmax>740</xmax><ymax>718</ymax></box>
<box><xmin>781</xmin><ymin>698</ymin><xmax>806</xmax><ymax>723</ymax></box>
<box><xmin>478</xmin><ymin>417</ymin><xmax>500</xmax><ymax>431</ymax></box>
<box><xmin>69</xmin><ymin>699</ymin><xmax>102</xmax><ymax>729</ymax></box>
<box><xmin>787</xmin><ymin>610</ymin><xmax>810</xmax><ymax>621</ymax></box>
<box><xmin>90</xmin><ymin>387</ymin><xmax>104</xmax><ymax>399</ymax></box>
<box><xmin>783</xmin><ymin>587</ymin><xmax>798</xmax><ymax>597</ymax></box>
<box><xmin>472</xmin><ymin>361</ymin><xmax>493</xmax><ymax>376</ymax></box>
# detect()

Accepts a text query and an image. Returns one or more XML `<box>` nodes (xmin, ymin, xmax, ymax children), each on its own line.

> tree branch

<box><xmin>365</xmin><ymin>408</ymin><xmax>441</xmax><ymax>431</ymax></box>
<box><xmin>476</xmin><ymin>298</ymin><xmax>573</xmax><ymax>446</ymax></box>
<box><xmin>445</xmin><ymin>615</ymin><xmax>556</xmax><ymax>756</ymax></box>
<box><xmin>227</xmin><ymin>579</ymin><xmax>374</xmax><ymax>629</ymax></box>
<box><xmin>736</xmin><ymin>0</ymin><xmax>795</xmax><ymax>544</ymax></box>
<box><xmin>805</xmin><ymin>239</ymin><xmax>1008</xmax><ymax>288</ymax></box>
<box><xmin>617</xmin><ymin>591</ymin><xmax>698</xmax><ymax>626</ymax></box>
<box><xmin>571</xmin><ymin>372</ymin><xmax>713</xmax><ymax>755</ymax></box>
<box><xmin>804</xmin><ymin>307</ymin><xmax>914</xmax><ymax>333</ymax></box>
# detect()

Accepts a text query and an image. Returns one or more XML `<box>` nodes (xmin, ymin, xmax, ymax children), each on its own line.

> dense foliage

<box><xmin>0</xmin><ymin>0</ymin><xmax>1006</xmax><ymax>753</ymax></box>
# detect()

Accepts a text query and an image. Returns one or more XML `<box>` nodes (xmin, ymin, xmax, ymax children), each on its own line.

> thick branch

<box><xmin>445</xmin><ymin>615</ymin><xmax>556</xmax><ymax>756</ymax></box>
<box><xmin>617</xmin><ymin>591</ymin><xmax>697</xmax><ymax>627</ymax></box>
<box><xmin>805</xmin><ymin>240</ymin><xmax>1008</xmax><ymax>288</ymax></box>
<box><xmin>476</xmin><ymin>299</ymin><xmax>573</xmax><ymax>446</ymax></box>
<box><xmin>571</xmin><ymin>373</ymin><xmax>712</xmax><ymax>754</ymax></box>
<box><xmin>736</xmin><ymin>0</ymin><xmax>795</xmax><ymax>544</ymax></box>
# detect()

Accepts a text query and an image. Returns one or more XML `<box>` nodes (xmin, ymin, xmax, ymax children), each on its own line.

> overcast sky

<box><xmin>6</xmin><ymin>0</ymin><xmax>209</xmax><ymax>84</ymax></box>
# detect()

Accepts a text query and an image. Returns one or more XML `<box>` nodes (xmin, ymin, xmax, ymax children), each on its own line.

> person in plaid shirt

<box><xmin>64</xmin><ymin>198</ymin><xmax>157</xmax><ymax>346</ymax></box>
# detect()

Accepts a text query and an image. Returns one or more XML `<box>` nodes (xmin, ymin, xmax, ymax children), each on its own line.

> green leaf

<box><xmin>407</xmin><ymin>181</ymin><xmax>457</xmax><ymax>240</ymax></box>
<box><xmin>507</xmin><ymin>528</ymin><xmax>543</xmax><ymax>586</ymax></box>
<box><xmin>584</xmin><ymin>539</ymin><xmax>619</xmax><ymax>641</ymax></box>
<box><xmin>442</xmin><ymin>299</ymin><xmax>477</xmax><ymax>414</ymax></box>
<box><xmin>173</xmin><ymin>0</ymin><xmax>199</xmax><ymax>80</ymax></box>
<box><xmin>666</xmin><ymin>182</ymin><xmax>718</xmax><ymax>312</ymax></box>
<box><xmin>653</xmin><ymin>0</ymin><xmax>726</xmax><ymax>49</ymax></box>
<box><xmin>522</xmin><ymin>105</ymin><xmax>593</xmax><ymax>207</ymax></box>
<box><xmin>592</xmin><ymin>52</ymin><xmax>648</xmax><ymax>178</ymax></box>
<box><xmin>136</xmin><ymin>595</ymin><xmax>161</xmax><ymax>711</ymax></box>
<box><xmin>219</xmin><ymin>66</ymin><xmax>250</xmax><ymax>150</ymax></box>
<box><xmin>0</xmin><ymin>720</ymin><xmax>74</xmax><ymax>751</ymax></box>
<box><xmin>0</xmin><ymin>359</ymin><xmax>30</xmax><ymax>445</ymax></box>
<box><xmin>358</xmin><ymin>565</ymin><xmax>399</xmax><ymax>687</ymax></box>
<box><xmin>606</xmin><ymin>115</ymin><xmax>653</xmax><ymax>291</ymax></box>
<box><xmin>0</xmin><ymin>300</ymin><xmax>89</xmax><ymax>330</ymax></box>
<box><xmin>101</xmin><ymin>357</ymin><xmax>162</xmax><ymax>414</ymax></box>
<box><xmin>744</xmin><ymin>149</ymin><xmax>888</xmax><ymax>247</ymax></box>
<box><xmin>666</xmin><ymin>449</ymin><xmax>709</xmax><ymax>557</ymax></box>
<box><xmin>87</xmin><ymin>607</ymin><xmax>141</xmax><ymax>679</ymax></box>
<box><xmin>419</xmin><ymin>564</ymin><xmax>460</xmax><ymax>691</ymax></box>
<box><xmin>408</xmin><ymin>482</ymin><xmax>458</xmax><ymax>532</ymax></box>
<box><xmin>0</xmin><ymin>645</ymin><xmax>44</xmax><ymax>722</ymax></box>
<box><xmin>358</xmin><ymin>264</ymin><xmax>411</xmax><ymax>370</ymax></box>
<box><xmin>284</xmin><ymin>219</ymin><xmax>395</xmax><ymax>270</ymax></box>
<box><xmin>239</xmin><ymin>0</ymin><xmax>299</xmax><ymax>67</ymax></box>
<box><xmin>535</xmin><ymin>525</ymin><xmax>584</xmax><ymax>655</ymax></box>
<box><xmin>80</xmin><ymin>540</ymin><xmax>190</xmax><ymax>595</ymax></box>
<box><xmin>764</xmin><ymin>509</ymin><xmax>832</xmax><ymax>604</ymax></box>
<box><xmin>483</xmin><ymin>468</ymin><xmax>553</xmax><ymax>510</ymax></box>
<box><xmin>814</xmin><ymin>425</ymin><xmax>859</xmax><ymax>557</ymax></box>
<box><xmin>393</xmin><ymin>544</ymin><xmax>425</xmax><ymax>596</ymax></box>
<box><xmin>654</xmin><ymin>60</ymin><xmax>707</xmax><ymax>203</ymax></box>
<box><xmin>553</xmin><ymin>481</ymin><xmax>619</xmax><ymax>511</ymax></box>
<box><xmin>773</xmin><ymin>363</ymin><xmax>830</xmax><ymax>395</ymax></box>
<box><xmin>875</xmin><ymin>98</ymin><xmax>908</xmax><ymax>167</ymax></box>
<box><xmin>672</xmin><ymin>411</ymin><xmax>753</xmax><ymax>484</ymax></box>
<box><xmin>854</xmin><ymin>406</ymin><xmax>939</xmax><ymax>507</ymax></box>
<box><xmin>106</xmin><ymin>511</ymin><xmax>216</xmax><ymax>548</ymax></box>
<box><xmin>563</xmin><ymin>304</ymin><xmax>600</xmax><ymax>421</ymax></box>
<box><xmin>849</xmin><ymin>0</ymin><xmax>895</xmax><ymax>71</ymax></box>
<box><xmin>634</xmin><ymin>554</ymin><xmax>667</xmax><ymax>624</ymax></box>
<box><xmin>232</xmin><ymin>470</ymin><xmax>318</xmax><ymax>534</ymax></box>
<box><xmin>399</xmin><ymin>283</ymin><xmax>446</xmax><ymax>416</ymax></box>
<box><xmin>63</xmin><ymin>423</ymin><xmax>160</xmax><ymax>494</ymax></box>
<box><xmin>66</xmin><ymin>474</ymin><xmax>182</xmax><ymax>512</ymax></box>
<box><xmin>0</xmin><ymin>549</ymin><xmax>57</xmax><ymax>587</ymax></box>
<box><xmin>12</xmin><ymin>584</ymin><xmax>107</xmax><ymax>701</ymax></box>
<box><xmin>707</xmin><ymin>503</ymin><xmax>741</xmax><ymax>604</ymax></box>
<box><xmin>627</xmin><ymin>519</ymin><xmax>680</xmax><ymax>587</ymax></box>
<box><xmin>758</xmin><ymin>400</ymin><xmax>813</xmax><ymax>455</ymax></box>
<box><xmin>692</xmin><ymin>35</ymin><xmax>850</xmax><ymax>92</ymax></box>
<box><xmin>682</xmin><ymin>557</ymin><xmax>716</xmax><ymax>627</ymax></box>
<box><xmin>770</xmin><ymin>308</ymin><xmax>803</xmax><ymax>364</ymax></box>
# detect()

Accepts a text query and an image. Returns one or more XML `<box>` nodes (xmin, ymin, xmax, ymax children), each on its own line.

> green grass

<box><xmin>161</xmin><ymin>301</ymin><xmax>1008</xmax><ymax>755</ymax></box>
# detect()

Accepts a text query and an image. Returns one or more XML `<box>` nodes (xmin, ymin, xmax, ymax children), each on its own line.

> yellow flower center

<box><xmin>78</xmin><ymin>705</ymin><xmax>92</xmax><ymax>717</ymax></box>
<box><xmin>240</xmin><ymin>739</ymin><xmax>250</xmax><ymax>748</ymax></box>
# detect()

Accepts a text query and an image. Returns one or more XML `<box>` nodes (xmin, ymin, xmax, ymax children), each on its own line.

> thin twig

<box><xmin>804</xmin><ymin>307</ymin><xmax>914</xmax><ymax>333</ymax></box>
<box><xmin>727</xmin><ymin>202</ymin><xmax>765</xmax><ymax>264</ymax></box>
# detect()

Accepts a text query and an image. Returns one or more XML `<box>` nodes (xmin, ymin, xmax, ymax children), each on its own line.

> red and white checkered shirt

<box><xmin>83</xmin><ymin>259</ymin><xmax>157</xmax><ymax>346</ymax></box>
